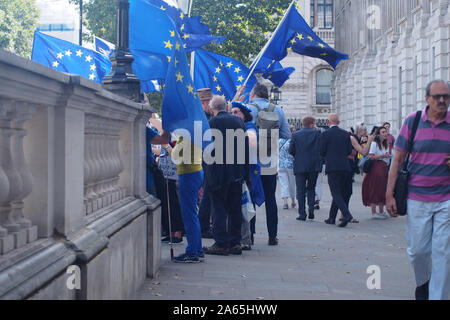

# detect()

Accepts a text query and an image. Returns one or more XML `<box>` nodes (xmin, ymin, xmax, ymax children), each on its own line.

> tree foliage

<box><xmin>191</xmin><ymin>0</ymin><xmax>291</xmax><ymax>65</ymax></box>
<box><xmin>0</xmin><ymin>0</ymin><xmax>40</xmax><ymax>58</ymax></box>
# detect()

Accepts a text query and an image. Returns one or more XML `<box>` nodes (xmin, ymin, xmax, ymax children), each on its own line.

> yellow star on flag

<box><xmin>167</xmin><ymin>56</ymin><xmax>171</xmax><ymax>62</ymax></box>
<box><xmin>85</xmin><ymin>55</ymin><xmax>92</xmax><ymax>63</ymax></box>
<box><xmin>57</xmin><ymin>52</ymin><xmax>64</xmax><ymax>60</ymax></box>
<box><xmin>174</xmin><ymin>58</ymin><xmax>179</xmax><ymax>67</ymax></box>
<box><xmin>318</xmin><ymin>43</ymin><xmax>325</xmax><ymax>48</ymax></box>
<box><xmin>160</xmin><ymin>5</ymin><xmax>166</xmax><ymax>11</ymax></box>
<box><xmin>90</xmin><ymin>64</ymin><xmax>96</xmax><ymax>71</ymax></box>
<box><xmin>290</xmin><ymin>38</ymin><xmax>296</xmax><ymax>45</ymax></box>
<box><xmin>180</xmin><ymin>12</ymin><xmax>184</xmax><ymax>20</ymax></box>
<box><xmin>308</xmin><ymin>36</ymin><xmax>314</xmax><ymax>41</ymax></box>
<box><xmin>183</xmin><ymin>34</ymin><xmax>190</xmax><ymax>40</ymax></box>
<box><xmin>164</xmin><ymin>40</ymin><xmax>173</xmax><ymax>50</ymax></box>
<box><xmin>170</xmin><ymin>30</ymin><xmax>175</xmax><ymax>37</ymax></box>
<box><xmin>175</xmin><ymin>42</ymin><xmax>181</xmax><ymax>51</ymax></box>
<box><xmin>89</xmin><ymin>74</ymin><xmax>95</xmax><ymax>80</ymax></box>
<box><xmin>321</xmin><ymin>53</ymin><xmax>327</xmax><ymax>56</ymax></box>
<box><xmin>234</xmin><ymin>67</ymin><xmax>241</xmax><ymax>73</ymax></box>
<box><xmin>297</xmin><ymin>34</ymin><xmax>303</xmax><ymax>40</ymax></box>
<box><xmin>216</xmin><ymin>85</ymin><xmax>222</xmax><ymax>92</ymax></box>
<box><xmin>176</xmin><ymin>72</ymin><xmax>184</xmax><ymax>82</ymax></box>
<box><xmin>183</xmin><ymin>44</ymin><xmax>186</xmax><ymax>49</ymax></box>
<box><xmin>52</xmin><ymin>61</ymin><xmax>59</xmax><ymax>67</ymax></box>
<box><xmin>193</xmin><ymin>92</ymin><xmax>197</xmax><ymax>99</ymax></box>
<box><xmin>226</xmin><ymin>62</ymin><xmax>233</xmax><ymax>68</ymax></box>
<box><xmin>65</xmin><ymin>50</ymin><xmax>72</xmax><ymax>57</ymax></box>
<box><xmin>237</xmin><ymin>75</ymin><xmax>244</xmax><ymax>82</ymax></box>
<box><xmin>213</xmin><ymin>75</ymin><xmax>218</xmax><ymax>82</ymax></box>
<box><xmin>186</xmin><ymin>84</ymin><xmax>194</xmax><ymax>94</ymax></box>
<box><xmin>76</xmin><ymin>50</ymin><xmax>83</xmax><ymax>57</ymax></box>
<box><xmin>219</xmin><ymin>61</ymin><xmax>223</xmax><ymax>66</ymax></box>
<box><xmin>215</xmin><ymin>67</ymin><xmax>221</xmax><ymax>74</ymax></box>
<box><xmin>180</xmin><ymin>24</ymin><xmax>185</xmax><ymax>32</ymax></box>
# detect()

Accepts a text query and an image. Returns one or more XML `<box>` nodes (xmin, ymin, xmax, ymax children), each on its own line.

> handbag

<box><xmin>394</xmin><ymin>111</ymin><xmax>422</xmax><ymax>216</ymax></box>
<box><xmin>358</xmin><ymin>155</ymin><xmax>373</xmax><ymax>174</ymax></box>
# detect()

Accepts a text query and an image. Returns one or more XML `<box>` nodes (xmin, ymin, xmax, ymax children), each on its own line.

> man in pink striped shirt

<box><xmin>386</xmin><ymin>80</ymin><xmax>450</xmax><ymax>300</ymax></box>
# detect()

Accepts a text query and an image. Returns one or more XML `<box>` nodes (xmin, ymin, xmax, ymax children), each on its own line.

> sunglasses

<box><xmin>429</xmin><ymin>94</ymin><xmax>450</xmax><ymax>100</ymax></box>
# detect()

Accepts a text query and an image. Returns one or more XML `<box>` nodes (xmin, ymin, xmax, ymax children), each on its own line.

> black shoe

<box><xmin>338</xmin><ymin>216</ymin><xmax>353</xmax><ymax>228</ymax></box>
<box><xmin>324</xmin><ymin>219</ymin><xmax>335</xmax><ymax>225</ymax></box>
<box><xmin>229</xmin><ymin>245</ymin><xmax>243</xmax><ymax>255</ymax></box>
<box><xmin>415</xmin><ymin>281</ymin><xmax>429</xmax><ymax>300</ymax></box>
<box><xmin>268</xmin><ymin>237</ymin><xmax>278</xmax><ymax>246</ymax></box>
<box><xmin>296</xmin><ymin>215</ymin><xmax>306</xmax><ymax>221</ymax></box>
<box><xmin>203</xmin><ymin>243</ymin><xmax>229</xmax><ymax>256</ymax></box>
<box><xmin>308</xmin><ymin>210</ymin><xmax>315</xmax><ymax>220</ymax></box>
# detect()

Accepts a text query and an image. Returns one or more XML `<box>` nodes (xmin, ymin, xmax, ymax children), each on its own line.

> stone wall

<box><xmin>333</xmin><ymin>0</ymin><xmax>449</xmax><ymax>133</ymax></box>
<box><xmin>0</xmin><ymin>49</ymin><xmax>162</xmax><ymax>299</ymax></box>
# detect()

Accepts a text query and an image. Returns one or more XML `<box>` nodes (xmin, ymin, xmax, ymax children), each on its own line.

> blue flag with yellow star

<box><xmin>31</xmin><ymin>31</ymin><xmax>112</xmax><ymax>83</ymax></box>
<box><xmin>146</xmin><ymin>0</ymin><xmax>226</xmax><ymax>52</ymax></box>
<box><xmin>251</xmin><ymin>3</ymin><xmax>348</xmax><ymax>74</ymax></box>
<box><xmin>161</xmin><ymin>20</ymin><xmax>210</xmax><ymax>150</ymax></box>
<box><xmin>194</xmin><ymin>49</ymin><xmax>258</xmax><ymax>103</ymax></box>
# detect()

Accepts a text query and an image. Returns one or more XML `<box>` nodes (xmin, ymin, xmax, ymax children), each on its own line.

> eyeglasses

<box><xmin>430</xmin><ymin>94</ymin><xmax>450</xmax><ymax>100</ymax></box>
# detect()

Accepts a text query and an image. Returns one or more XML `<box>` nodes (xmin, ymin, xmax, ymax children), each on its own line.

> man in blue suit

<box><xmin>320</xmin><ymin>114</ymin><xmax>354</xmax><ymax>228</ymax></box>
<box><xmin>289</xmin><ymin>116</ymin><xmax>322</xmax><ymax>221</ymax></box>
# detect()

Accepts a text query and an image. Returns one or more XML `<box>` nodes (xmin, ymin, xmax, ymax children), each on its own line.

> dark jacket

<box><xmin>204</xmin><ymin>111</ymin><xmax>249</xmax><ymax>191</ymax></box>
<box><xmin>320</xmin><ymin>126</ymin><xmax>352</xmax><ymax>173</ymax></box>
<box><xmin>289</xmin><ymin>127</ymin><xmax>321</xmax><ymax>174</ymax></box>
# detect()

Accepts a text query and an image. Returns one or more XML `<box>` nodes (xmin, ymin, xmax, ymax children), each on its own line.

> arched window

<box><xmin>316</xmin><ymin>69</ymin><xmax>333</xmax><ymax>105</ymax></box>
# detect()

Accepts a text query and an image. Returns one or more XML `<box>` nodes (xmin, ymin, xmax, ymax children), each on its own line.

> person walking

<box><xmin>383</xmin><ymin>122</ymin><xmax>396</xmax><ymax>154</ymax></box>
<box><xmin>387</xmin><ymin>80</ymin><xmax>450</xmax><ymax>300</ymax></box>
<box><xmin>362</xmin><ymin>126</ymin><xmax>391</xmax><ymax>219</ymax></box>
<box><xmin>289</xmin><ymin>116</ymin><xmax>321</xmax><ymax>221</ymax></box>
<box><xmin>203</xmin><ymin>96</ymin><xmax>249</xmax><ymax>256</ymax></box>
<box><xmin>248</xmin><ymin>83</ymin><xmax>291</xmax><ymax>246</ymax></box>
<box><xmin>278</xmin><ymin>136</ymin><xmax>296</xmax><ymax>210</ymax></box>
<box><xmin>320</xmin><ymin>114</ymin><xmax>354</xmax><ymax>228</ymax></box>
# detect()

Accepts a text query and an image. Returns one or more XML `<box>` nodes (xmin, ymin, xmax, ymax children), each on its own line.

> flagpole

<box><xmin>243</xmin><ymin>0</ymin><xmax>295</xmax><ymax>87</ymax></box>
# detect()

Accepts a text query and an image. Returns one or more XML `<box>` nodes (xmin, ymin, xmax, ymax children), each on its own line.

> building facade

<box><xmin>332</xmin><ymin>0</ymin><xmax>450</xmax><ymax>134</ymax></box>
<box><xmin>280</xmin><ymin>0</ymin><xmax>337</xmax><ymax>128</ymax></box>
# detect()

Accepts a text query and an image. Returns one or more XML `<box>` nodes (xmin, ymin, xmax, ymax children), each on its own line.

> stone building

<box><xmin>280</xmin><ymin>0</ymin><xmax>337</xmax><ymax>128</ymax></box>
<box><xmin>332</xmin><ymin>0</ymin><xmax>450</xmax><ymax>134</ymax></box>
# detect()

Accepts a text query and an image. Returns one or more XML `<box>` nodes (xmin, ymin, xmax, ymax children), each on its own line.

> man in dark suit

<box><xmin>289</xmin><ymin>116</ymin><xmax>321</xmax><ymax>221</ymax></box>
<box><xmin>203</xmin><ymin>95</ymin><xmax>249</xmax><ymax>255</ymax></box>
<box><xmin>320</xmin><ymin>114</ymin><xmax>354</xmax><ymax>228</ymax></box>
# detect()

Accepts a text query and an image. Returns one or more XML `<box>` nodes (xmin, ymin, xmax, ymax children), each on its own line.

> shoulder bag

<box><xmin>394</xmin><ymin>111</ymin><xmax>422</xmax><ymax>216</ymax></box>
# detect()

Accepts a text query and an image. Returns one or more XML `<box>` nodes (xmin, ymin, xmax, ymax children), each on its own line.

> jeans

<box><xmin>295</xmin><ymin>172</ymin><xmax>319</xmax><ymax>218</ymax></box>
<box><xmin>178</xmin><ymin>171</ymin><xmax>203</xmax><ymax>255</ymax></box>
<box><xmin>406</xmin><ymin>199</ymin><xmax>450</xmax><ymax>300</ymax></box>
<box><xmin>261</xmin><ymin>174</ymin><xmax>278</xmax><ymax>238</ymax></box>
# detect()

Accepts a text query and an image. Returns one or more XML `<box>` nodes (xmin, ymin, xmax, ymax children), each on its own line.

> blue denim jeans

<box><xmin>178</xmin><ymin>170</ymin><xmax>203</xmax><ymax>255</ymax></box>
<box><xmin>406</xmin><ymin>199</ymin><xmax>450</xmax><ymax>300</ymax></box>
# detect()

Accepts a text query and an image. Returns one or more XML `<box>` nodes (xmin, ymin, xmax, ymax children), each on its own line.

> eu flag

<box><xmin>250</xmin><ymin>2</ymin><xmax>348</xmax><ymax>73</ymax></box>
<box><xmin>94</xmin><ymin>36</ymin><xmax>115</xmax><ymax>57</ymax></box>
<box><xmin>194</xmin><ymin>49</ymin><xmax>258</xmax><ymax>103</ymax></box>
<box><xmin>31</xmin><ymin>31</ymin><xmax>112</xmax><ymax>83</ymax></box>
<box><xmin>260</xmin><ymin>61</ymin><xmax>295</xmax><ymax>88</ymax></box>
<box><xmin>145</xmin><ymin>0</ymin><xmax>225</xmax><ymax>52</ymax></box>
<box><xmin>161</xmin><ymin>25</ymin><xmax>210</xmax><ymax>150</ymax></box>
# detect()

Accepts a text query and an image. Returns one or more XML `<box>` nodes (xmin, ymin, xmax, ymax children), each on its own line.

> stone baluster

<box><xmin>10</xmin><ymin>102</ymin><xmax>38</xmax><ymax>244</ymax></box>
<box><xmin>112</xmin><ymin>120</ymin><xmax>126</xmax><ymax>200</ymax></box>
<box><xmin>84</xmin><ymin>116</ymin><xmax>101</xmax><ymax>214</ymax></box>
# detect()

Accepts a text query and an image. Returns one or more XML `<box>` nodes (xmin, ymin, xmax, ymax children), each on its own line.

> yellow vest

<box><xmin>171</xmin><ymin>136</ymin><xmax>203</xmax><ymax>175</ymax></box>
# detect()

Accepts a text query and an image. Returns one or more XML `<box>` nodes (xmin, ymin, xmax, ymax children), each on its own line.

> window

<box><xmin>37</xmin><ymin>24</ymin><xmax>75</xmax><ymax>32</ymax></box>
<box><xmin>316</xmin><ymin>69</ymin><xmax>333</xmax><ymax>104</ymax></box>
<box><xmin>311</xmin><ymin>0</ymin><xmax>333</xmax><ymax>29</ymax></box>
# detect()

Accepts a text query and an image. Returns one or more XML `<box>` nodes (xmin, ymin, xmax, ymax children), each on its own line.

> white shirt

<box><xmin>369</xmin><ymin>141</ymin><xmax>390</xmax><ymax>164</ymax></box>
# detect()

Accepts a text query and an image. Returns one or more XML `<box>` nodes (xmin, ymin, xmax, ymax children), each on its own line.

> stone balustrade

<box><xmin>0</xmin><ymin>49</ymin><xmax>162</xmax><ymax>299</ymax></box>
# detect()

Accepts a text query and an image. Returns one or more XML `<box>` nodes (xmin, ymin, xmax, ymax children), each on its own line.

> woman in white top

<box><xmin>362</xmin><ymin>126</ymin><xmax>391</xmax><ymax>219</ymax></box>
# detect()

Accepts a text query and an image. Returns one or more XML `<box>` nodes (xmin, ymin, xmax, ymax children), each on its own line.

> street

<box><xmin>137</xmin><ymin>174</ymin><xmax>415</xmax><ymax>300</ymax></box>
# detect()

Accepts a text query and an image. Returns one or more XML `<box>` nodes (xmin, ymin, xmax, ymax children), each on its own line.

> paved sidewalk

<box><xmin>137</xmin><ymin>175</ymin><xmax>415</xmax><ymax>300</ymax></box>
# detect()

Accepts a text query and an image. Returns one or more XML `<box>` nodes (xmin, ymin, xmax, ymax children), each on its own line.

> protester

<box><xmin>289</xmin><ymin>116</ymin><xmax>321</xmax><ymax>221</ymax></box>
<box><xmin>320</xmin><ymin>114</ymin><xmax>354</xmax><ymax>228</ymax></box>
<box><xmin>278</xmin><ymin>135</ymin><xmax>296</xmax><ymax>210</ymax></box>
<box><xmin>197</xmin><ymin>88</ymin><xmax>215</xmax><ymax>239</ymax></box>
<box><xmin>171</xmin><ymin>133</ymin><xmax>205</xmax><ymax>263</ymax></box>
<box><xmin>203</xmin><ymin>96</ymin><xmax>249</xmax><ymax>256</ymax></box>
<box><xmin>362</xmin><ymin>126</ymin><xmax>391</xmax><ymax>219</ymax></box>
<box><xmin>248</xmin><ymin>83</ymin><xmax>291</xmax><ymax>245</ymax></box>
<box><xmin>386</xmin><ymin>80</ymin><xmax>450</xmax><ymax>300</ymax></box>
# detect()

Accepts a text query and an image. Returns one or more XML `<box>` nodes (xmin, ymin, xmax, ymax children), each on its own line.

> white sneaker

<box><xmin>381</xmin><ymin>212</ymin><xmax>390</xmax><ymax>218</ymax></box>
<box><xmin>372</xmin><ymin>213</ymin><xmax>387</xmax><ymax>220</ymax></box>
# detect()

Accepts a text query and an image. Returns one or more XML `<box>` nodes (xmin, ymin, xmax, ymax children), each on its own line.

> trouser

<box><xmin>161</xmin><ymin>179</ymin><xmax>184</xmax><ymax>233</ymax></box>
<box><xmin>295</xmin><ymin>172</ymin><xmax>319</xmax><ymax>218</ymax></box>
<box><xmin>327</xmin><ymin>171</ymin><xmax>353</xmax><ymax>221</ymax></box>
<box><xmin>210</xmin><ymin>181</ymin><xmax>243</xmax><ymax>249</ymax></box>
<box><xmin>261</xmin><ymin>174</ymin><xmax>278</xmax><ymax>238</ymax></box>
<box><xmin>278</xmin><ymin>168</ymin><xmax>296</xmax><ymax>199</ymax></box>
<box><xmin>198</xmin><ymin>185</ymin><xmax>212</xmax><ymax>233</ymax></box>
<box><xmin>178</xmin><ymin>171</ymin><xmax>203</xmax><ymax>255</ymax></box>
<box><xmin>406</xmin><ymin>199</ymin><xmax>450</xmax><ymax>300</ymax></box>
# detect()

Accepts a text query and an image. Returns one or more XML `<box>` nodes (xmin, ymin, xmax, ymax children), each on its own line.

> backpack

<box><xmin>251</xmin><ymin>102</ymin><xmax>279</xmax><ymax>157</ymax></box>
